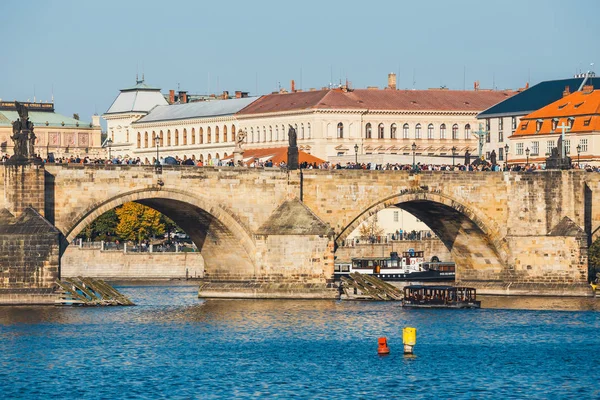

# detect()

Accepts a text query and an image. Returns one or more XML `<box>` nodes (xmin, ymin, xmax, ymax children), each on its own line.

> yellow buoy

<box><xmin>403</xmin><ymin>327</ymin><xmax>416</xmax><ymax>354</ymax></box>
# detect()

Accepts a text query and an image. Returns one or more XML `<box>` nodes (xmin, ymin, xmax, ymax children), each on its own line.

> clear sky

<box><xmin>1</xmin><ymin>0</ymin><xmax>599</xmax><ymax>126</ymax></box>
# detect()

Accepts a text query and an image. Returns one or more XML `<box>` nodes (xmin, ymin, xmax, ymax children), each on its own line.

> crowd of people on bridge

<box><xmin>3</xmin><ymin>153</ymin><xmax>600</xmax><ymax>172</ymax></box>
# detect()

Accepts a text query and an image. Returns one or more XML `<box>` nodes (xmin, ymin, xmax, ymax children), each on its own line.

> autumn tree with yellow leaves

<box><xmin>115</xmin><ymin>202</ymin><xmax>165</xmax><ymax>244</ymax></box>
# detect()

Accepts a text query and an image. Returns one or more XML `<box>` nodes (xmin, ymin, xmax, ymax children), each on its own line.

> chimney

<box><xmin>474</xmin><ymin>81</ymin><xmax>480</xmax><ymax>91</ymax></box>
<box><xmin>169</xmin><ymin>90</ymin><xmax>175</xmax><ymax>104</ymax></box>
<box><xmin>583</xmin><ymin>84</ymin><xmax>594</xmax><ymax>94</ymax></box>
<box><xmin>92</xmin><ymin>115</ymin><xmax>100</xmax><ymax>127</ymax></box>
<box><xmin>178</xmin><ymin>91</ymin><xmax>188</xmax><ymax>103</ymax></box>
<box><xmin>235</xmin><ymin>91</ymin><xmax>242</xmax><ymax>99</ymax></box>
<box><xmin>563</xmin><ymin>85</ymin><xmax>571</xmax><ymax>97</ymax></box>
<box><xmin>387</xmin><ymin>73</ymin><xmax>397</xmax><ymax>90</ymax></box>
<box><xmin>291</xmin><ymin>79</ymin><xmax>296</xmax><ymax>92</ymax></box>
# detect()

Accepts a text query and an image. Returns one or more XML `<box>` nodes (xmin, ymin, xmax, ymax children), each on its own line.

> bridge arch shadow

<box><xmin>62</xmin><ymin>188</ymin><xmax>257</xmax><ymax>279</ymax></box>
<box><xmin>336</xmin><ymin>192</ymin><xmax>509</xmax><ymax>282</ymax></box>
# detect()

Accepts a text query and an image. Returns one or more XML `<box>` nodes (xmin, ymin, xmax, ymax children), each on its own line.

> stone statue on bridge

<box><xmin>464</xmin><ymin>150</ymin><xmax>471</xmax><ymax>165</ymax></box>
<box><xmin>490</xmin><ymin>150</ymin><xmax>497</xmax><ymax>166</ymax></box>
<box><xmin>8</xmin><ymin>101</ymin><xmax>37</xmax><ymax>164</ymax></box>
<box><xmin>233</xmin><ymin>129</ymin><xmax>247</xmax><ymax>166</ymax></box>
<box><xmin>287</xmin><ymin>125</ymin><xmax>299</xmax><ymax>170</ymax></box>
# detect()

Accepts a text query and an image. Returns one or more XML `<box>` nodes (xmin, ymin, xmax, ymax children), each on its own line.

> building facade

<box><xmin>509</xmin><ymin>85</ymin><xmax>600</xmax><ymax>166</ymax></box>
<box><xmin>0</xmin><ymin>101</ymin><xmax>102</xmax><ymax>159</ymax></box>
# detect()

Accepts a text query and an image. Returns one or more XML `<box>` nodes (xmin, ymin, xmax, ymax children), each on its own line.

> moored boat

<box><xmin>401</xmin><ymin>285</ymin><xmax>481</xmax><ymax>308</ymax></box>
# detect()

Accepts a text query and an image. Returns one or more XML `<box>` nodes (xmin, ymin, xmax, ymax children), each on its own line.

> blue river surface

<box><xmin>1</xmin><ymin>283</ymin><xmax>599</xmax><ymax>400</ymax></box>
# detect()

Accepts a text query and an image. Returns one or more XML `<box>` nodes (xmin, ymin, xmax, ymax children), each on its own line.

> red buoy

<box><xmin>377</xmin><ymin>337</ymin><xmax>390</xmax><ymax>355</ymax></box>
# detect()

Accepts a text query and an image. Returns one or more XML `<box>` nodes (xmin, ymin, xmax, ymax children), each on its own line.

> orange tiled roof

<box><xmin>237</xmin><ymin>89</ymin><xmax>515</xmax><ymax>115</ymax></box>
<box><xmin>513</xmin><ymin>89</ymin><xmax>600</xmax><ymax>137</ymax></box>
<box><xmin>221</xmin><ymin>147</ymin><xmax>325</xmax><ymax>166</ymax></box>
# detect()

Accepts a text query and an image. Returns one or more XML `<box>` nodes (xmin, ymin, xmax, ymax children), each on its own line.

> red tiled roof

<box><xmin>512</xmin><ymin>89</ymin><xmax>600</xmax><ymax>137</ymax></box>
<box><xmin>221</xmin><ymin>147</ymin><xmax>325</xmax><ymax>166</ymax></box>
<box><xmin>237</xmin><ymin>88</ymin><xmax>516</xmax><ymax>115</ymax></box>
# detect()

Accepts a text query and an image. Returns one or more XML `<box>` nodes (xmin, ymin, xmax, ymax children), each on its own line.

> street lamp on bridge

<box><xmin>354</xmin><ymin>143</ymin><xmax>359</xmax><ymax>166</ymax></box>
<box><xmin>153</xmin><ymin>134</ymin><xmax>162</xmax><ymax>174</ymax></box>
<box><xmin>525</xmin><ymin>147</ymin><xmax>530</xmax><ymax>165</ymax></box>
<box><xmin>106</xmin><ymin>138</ymin><xmax>113</xmax><ymax>161</ymax></box>
<box><xmin>504</xmin><ymin>144</ymin><xmax>509</xmax><ymax>170</ymax></box>
<box><xmin>451</xmin><ymin>146</ymin><xmax>457</xmax><ymax>166</ymax></box>
<box><xmin>577</xmin><ymin>144</ymin><xmax>582</xmax><ymax>168</ymax></box>
<box><xmin>411</xmin><ymin>142</ymin><xmax>417</xmax><ymax>172</ymax></box>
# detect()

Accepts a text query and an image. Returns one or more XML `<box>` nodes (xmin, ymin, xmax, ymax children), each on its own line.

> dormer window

<box><xmin>521</xmin><ymin>121</ymin><xmax>529</xmax><ymax>130</ymax></box>
<box><xmin>574</xmin><ymin>102</ymin><xmax>584</xmax><ymax>108</ymax></box>
<box><xmin>558</xmin><ymin>103</ymin><xmax>568</xmax><ymax>109</ymax></box>
<box><xmin>568</xmin><ymin>117</ymin><xmax>575</xmax><ymax>129</ymax></box>
<box><xmin>584</xmin><ymin>118</ymin><xmax>591</xmax><ymax>126</ymax></box>
<box><xmin>536</xmin><ymin>119</ymin><xmax>543</xmax><ymax>132</ymax></box>
<box><xmin>552</xmin><ymin>118</ymin><xmax>558</xmax><ymax>131</ymax></box>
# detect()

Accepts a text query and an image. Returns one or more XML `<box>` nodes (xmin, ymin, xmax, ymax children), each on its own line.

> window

<box><xmin>152</xmin><ymin>131</ymin><xmax>157</xmax><ymax>146</ymax></box>
<box><xmin>207</xmin><ymin>127</ymin><xmax>211</xmax><ymax>143</ymax></box>
<box><xmin>415</xmin><ymin>123</ymin><xmax>422</xmax><ymax>139</ymax></box>
<box><xmin>391</xmin><ymin>123</ymin><xmax>397</xmax><ymax>139</ymax></box>
<box><xmin>223</xmin><ymin>125</ymin><xmax>227</xmax><ymax>143</ymax></box>
<box><xmin>516</xmin><ymin>142</ymin><xmax>523</xmax><ymax>155</ymax></box>
<box><xmin>531</xmin><ymin>141</ymin><xmax>539</xmax><ymax>155</ymax></box>
<box><xmin>365</xmin><ymin>123</ymin><xmax>372</xmax><ymax>139</ymax></box>
<box><xmin>568</xmin><ymin>117</ymin><xmax>575</xmax><ymax>129</ymax></box>
<box><xmin>579</xmin><ymin>138</ymin><xmax>588</xmax><ymax>152</ymax></box>
<box><xmin>393</xmin><ymin>211</ymin><xmax>399</xmax><ymax>222</ymax></box>
<box><xmin>137</xmin><ymin>132</ymin><xmax>141</xmax><ymax>148</ymax></box>
<box><xmin>269</xmin><ymin>126</ymin><xmax>272</xmax><ymax>142</ymax></box>
<box><xmin>183</xmin><ymin>128</ymin><xmax>187</xmax><ymax>145</ymax></box>
<box><xmin>307</xmin><ymin>123</ymin><xmax>311</xmax><ymax>139</ymax></box>
<box><xmin>191</xmin><ymin>128</ymin><xmax>195</xmax><ymax>145</ymax></box>
<box><xmin>558</xmin><ymin>103</ymin><xmax>568</xmax><ymax>109</ymax></box>
<box><xmin>144</xmin><ymin>132</ymin><xmax>148</xmax><ymax>148</ymax></box>
<box><xmin>499</xmin><ymin>147</ymin><xmax>504</xmax><ymax>161</ymax></box>
<box><xmin>465</xmin><ymin>123</ymin><xmax>471</xmax><ymax>139</ymax></box>
<box><xmin>552</xmin><ymin>119</ymin><xmax>558</xmax><ymax>131</ymax></box>
<box><xmin>535</xmin><ymin>120</ymin><xmax>542</xmax><ymax>132</ymax></box>
<box><xmin>337</xmin><ymin>122</ymin><xmax>344</xmax><ymax>138</ymax></box>
<box><xmin>378</xmin><ymin>123</ymin><xmax>384</xmax><ymax>139</ymax></box>
<box><xmin>521</xmin><ymin>121</ymin><xmax>529</xmax><ymax>130</ymax></box>
<box><xmin>485</xmin><ymin>131</ymin><xmax>490</xmax><ymax>143</ymax></box>
<box><xmin>199</xmin><ymin>128</ymin><xmax>203</xmax><ymax>144</ymax></box>
<box><xmin>574</xmin><ymin>102</ymin><xmax>584</xmax><ymax>108</ymax></box>
<box><xmin>126</xmin><ymin>130</ymin><xmax>130</xmax><ymax>143</ymax></box>
<box><xmin>485</xmin><ymin>119</ymin><xmax>490</xmax><ymax>131</ymax></box>
<box><xmin>250</xmin><ymin>127</ymin><xmax>254</xmax><ymax>143</ymax></box>
<box><xmin>167</xmin><ymin>130</ymin><xmax>171</xmax><ymax>146</ymax></box>
<box><xmin>159</xmin><ymin>131</ymin><xmax>164</xmax><ymax>146</ymax></box>
<box><xmin>231</xmin><ymin>125</ymin><xmax>236</xmax><ymax>141</ymax></box>
<box><xmin>584</xmin><ymin>118</ymin><xmax>591</xmax><ymax>126</ymax></box>
<box><xmin>175</xmin><ymin>129</ymin><xmax>179</xmax><ymax>146</ymax></box>
<box><xmin>565</xmin><ymin>140</ymin><xmax>571</xmax><ymax>154</ymax></box>
<box><xmin>485</xmin><ymin>151</ymin><xmax>490</xmax><ymax>160</ymax></box>
<box><xmin>215</xmin><ymin>126</ymin><xmax>219</xmax><ymax>143</ymax></box>
<box><xmin>452</xmin><ymin>124</ymin><xmax>458</xmax><ymax>139</ymax></box>
<box><xmin>546</xmin><ymin>140</ymin><xmax>555</xmax><ymax>155</ymax></box>
<box><xmin>301</xmin><ymin>124</ymin><xmax>305</xmax><ymax>139</ymax></box>
<box><xmin>498</xmin><ymin>118</ymin><xmax>504</xmax><ymax>131</ymax></box>
<box><xmin>403</xmin><ymin>123</ymin><xmax>409</xmax><ymax>139</ymax></box>
<box><xmin>512</xmin><ymin>117</ymin><xmax>517</xmax><ymax>130</ymax></box>
<box><xmin>498</xmin><ymin>131</ymin><xmax>504</xmax><ymax>143</ymax></box>
<box><xmin>440</xmin><ymin>123</ymin><xmax>446</xmax><ymax>139</ymax></box>
<box><xmin>427</xmin><ymin>123</ymin><xmax>434</xmax><ymax>139</ymax></box>
<box><xmin>276</xmin><ymin>126</ymin><xmax>279</xmax><ymax>141</ymax></box>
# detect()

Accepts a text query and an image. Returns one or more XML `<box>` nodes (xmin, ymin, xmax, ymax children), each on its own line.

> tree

<box><xmin>359</xmin><ymin>214</ymin><xmax>384</xmax><ymax>243</ymax></box>
<box><xmin>115</xmin><ymin>202</ymin><xmax>165</xmax><ymax>243</ymax></box>
<box><xmin>76</xmin><ymin>209</ymin><xmax>118</xmax><ymax>241</ymax></box>
<box><xmin>589</xmin><ymin>238</ymin><xmax>600</xmax><ymax>282</ymax></box>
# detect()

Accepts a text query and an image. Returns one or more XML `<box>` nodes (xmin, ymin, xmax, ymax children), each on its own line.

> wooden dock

<box><xmin>340</xmin><ymin>273</ymin><xmax>403</xmax><ymax>301</ymax></box>
<box><xmin>55</xmin><ymin>277</ymin><xmax>135</xmax><ymax>306</ymax></box>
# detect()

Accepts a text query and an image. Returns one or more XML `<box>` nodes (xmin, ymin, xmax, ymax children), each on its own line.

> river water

<box><xmin>1</xmin><ymin>283</ymin><xmax>599</xmax><ymax>399</ymax></box>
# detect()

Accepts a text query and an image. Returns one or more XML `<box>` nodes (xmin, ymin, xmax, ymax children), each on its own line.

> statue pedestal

<box><xmin>288</xmin><ymin>146</ymin><xmax>299</xmax><ymax>170</ymax></box>
<box><xmin>233</xmin><ymin>149</ymin><xmax>244</xmax><ymax>166</ymax></box>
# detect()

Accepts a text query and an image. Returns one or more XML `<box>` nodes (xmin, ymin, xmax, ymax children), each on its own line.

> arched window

<box><xmin>215</xmin><ymin>153</ymin><xmax>220</xmax><ymax>160</ymax></box>
<box><xmin>391</xmin><ymin>123</ymin><xmax>397</xmax><ymax>139</ymax></box>
<box><xmin>301</xmin><ymin>123</ymin><xmax>305</xmax><ymax>139</ymax></box>
<box><xmin>403</xmin><ymin>123</ymin><xmax>409</xmax><ymax>139</ymax></box>
<box><xmin>275</xmin><ymin>125</ymin><xmax>279</xmax><ymax>141</ymax></box>
<box><xmin>415</xmin><ymin>123</ymin><xmax>422</xmax><ymax>139</ymax></box>
<box><xmin>175</xmin><ymin>129</ymin><xmax>179</xmax><ymax>146</ymax></box>
<box><xmin>269</xmin><ymin>126</ymin><xmax>273</xmax><ymax>142</ymax></box>
<box><xmin>111</xmin><ymin>131</ymin><xmax>114</xmax><ymax>141</ymax></box>
<box><xmin>207</xmin><ymin>127</ymin><xmax>212</xmax><ymax>143</ymax></box>
<box><xmin>263</xmin><ymin>127</ymin><xmax>266</xmax><ymax>142</ymax></box>
<box><xmin>307</xmin><ymin>123</ymin><xmax>311</xmax><ymax>139</ymax></box>
<box><xmin>452</xmin><ymin>124</ymin><xmax>459</xmax><ymax>140</ymax></box>
<box><xmin>337</xmin><ymin>122</ymin><xmax>344</xmax><ymax>138</ymax></box>
<box><xmin>231</xmin><ymin>125</ymin><xmax>236</xmax><ymax>142</ymax></box>
<box><xmin>215</xmin><ymin>126</ymin><xmax>220</xmax><ymax>143</ymax></box>
<box><xmin>365</xmin><ymin>123</ymin><xmax>372</xmax><ymax>139</ymax></box>
<box><xmin>152</xmin><ymin>131</ymin><xmax>156</xmax><ymax>146</ymax></box>
<box><xmin>144</xmin><ymin>132</ymin><xmax>148</xmax><ymax>148</ymax></box>
<box><xmin>465</xmin><ymin>124</ymin><xmax>471</xmax><ymax>139</ymax></box>
<box><xmin>427</xmin><ymin>124</ymin><xmax>434</xmax><ymax>139</ymax></box>
<box><xmin>199</xmin><ymin>127</ymin><xmax>204</xmax><ymax>144</ymax></box>
<box><xmin>183</xmin><ymin>128</ymin><xmax>187</xmax><ymax>145</ymax></box>
<box><xmin>250</xmin><ymin>127</ymin><xmax>254</xmax><ymax>143</ymax></box>
<box><xmin>191</xmin><ymin>128</ymin><xmax>196</xmax><ymax>145</ymax></box>
<box><xmin>282</xmin><ymin>125</ymin><xmax>285</xmax><ymax>141</ymax></box>
<box><xmin>159</xmin><ymin>130</ymin><xmax>164</xmax><ymax>147</ymax></box>
<box><xmin>223</xmin><ymin>125</ymin><xmax>227</xmax><ymax>143</ymax></box>
<box><xmin>378</xmin><ymin>123</ymin><xmax>384</xmax><ymax>139</ymax></box>
<box><xmin>137</xmin><ymin>132</ymin><xmax>141</xmax><ymax>148</ymax></box>
<box><xmin>223</xmin><ymin>152</ymin><xmax>228</xmax><ymax>158</ymax></box>
<box><xmin>126</xmin><ymin>130</ymin><xmax>129</xmax><ymax>143</ymax></box>
<box><xmin>199</xmin><ymin>154</ymin><xmax>204</xmax><ymax>163</ymax></box>
<box><xmin>440</xmin><ymin>123</ymin><xmax>447</xmax><ymax>139</ymax></box>
<box><xmin>207</xmin><ymin>154</ymin><xmax>212</xmax><ymax>163</ymax></box>
<box><xmin>167</xmin><ymin>130</ymin><xmax>171</xmax><ymax>146</ymax></box>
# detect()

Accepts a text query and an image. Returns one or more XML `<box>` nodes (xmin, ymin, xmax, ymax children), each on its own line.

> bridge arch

<box><xmin>336</xmin><ymin>191</ymin><xmax>509</xmax><ymax>282</ymax></box>
<box><xmin>62</xmin><ymin>188</ymin><xmax>257</xmax><ymax>279</ymax></box>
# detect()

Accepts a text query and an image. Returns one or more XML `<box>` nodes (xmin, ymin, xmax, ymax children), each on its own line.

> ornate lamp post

<box><xmin>525</xmin><ymin>147</ymin><xmax>530</xmax><ymax>165</ymax></box>
<box><xmin>504</xmin><ymin>144</ymin><xmax>509</xmax><ymax>170</ymax></box>
<box><xmin>577</xmin><ymin>144</ymin><xmax>581</xmax><ymax>168</ymax></box>
<box><xmin>451</xmin><ymin>146</ymin><xmax>457</xmax><ymax>166</ymax></box>
<box><xmin>411</xmin><ymin>142</ymin><xmax>417</xmax><ymax>171</ymax></box>
<box><xmin>106</xmin><ymin>138</ymin><xmax>113</xmax><ymax>161</ymax></box>
<box><xmin>354</xmin><ymin>143</ymin><xmax>359</xmax><ymax>166</ymax></box>
<box><xmin>153</xmin><ymin>134</ymin><xmax>162</xmax><ymax>174</ymax></box>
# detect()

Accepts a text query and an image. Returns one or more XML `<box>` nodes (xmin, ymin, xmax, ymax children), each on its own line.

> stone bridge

<box><xmin>1</xmin><ymin>163</ymin><xmax>599</xmax><ymax>298</ymax></box>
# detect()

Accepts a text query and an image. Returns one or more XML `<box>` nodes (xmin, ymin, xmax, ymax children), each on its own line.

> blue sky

<box><xmin>1</xmin><ymin>0</ymin><xmax>599</xmax><ymax>126</ymax></box>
